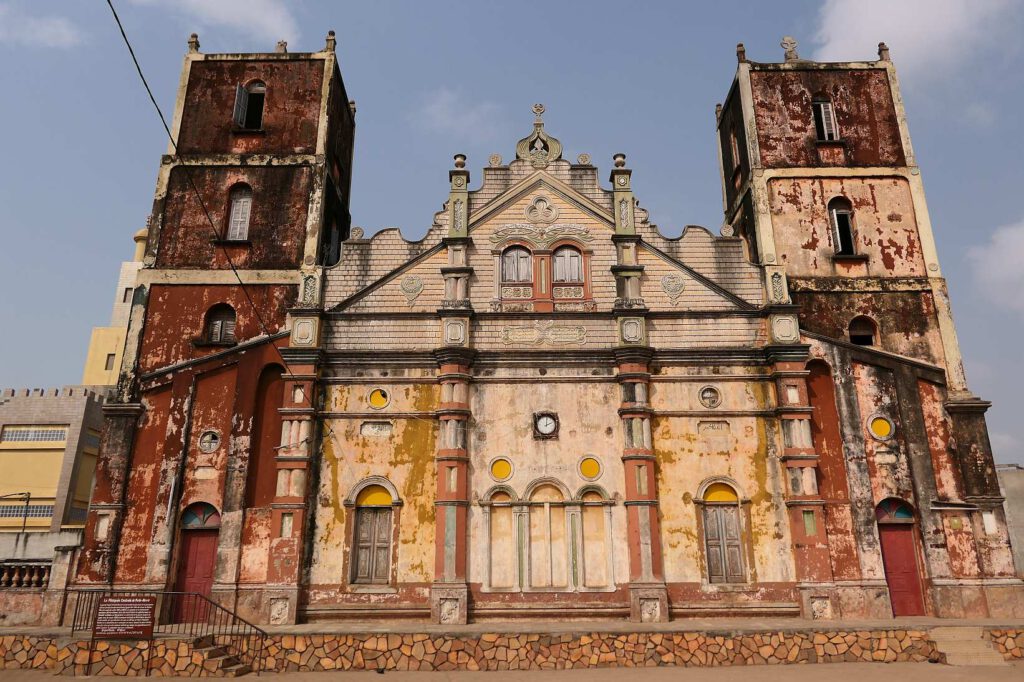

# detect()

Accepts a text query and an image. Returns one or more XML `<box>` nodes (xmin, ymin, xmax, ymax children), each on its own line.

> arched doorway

<box><xmin>174</xmin><ymin>502</ymin><xmax>221</xmax><ymax>622</ymax></box>
<box><xmin>876</xmin><ymin>498</ymin><xmax>925</xmax><ymax>616</ymax></box>
<box><xmin>700</xmin><ymin>482</ymin><xmax>745</xmax><ymax>584</ymax></box>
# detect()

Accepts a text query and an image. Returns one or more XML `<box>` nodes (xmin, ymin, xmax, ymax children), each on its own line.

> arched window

<box><xmin>227</xmin><ymin>185</ymin><xmax>253</xmax><ymax>241</ymax></box>
<box><xmin>529</xmin><ymin>484</ymin><xmax>568</xmax><ymax>588</ymax></box>
<box><xmin>848</xmin><ymin>315</ymin><xmax>877</xmax><ymax>346</ymax></box>
<box><xmin>488</xmin><ymin>490</ymin><xmax>516</xmax><ymax>589</ymax></box>
<box><xmin>828</xmin><ymin>197</ymin><xmax>856</xmax><ymax>256</ymax></box>
<box><xmin>181</xmin><ymin>502</ymin><xmax>221</xmax><ymax>529</ymax></box>
<box><xmin>352</xmin><ymin>484</ymin><xmax>394</xmax><ymax>584</ymax></box>
<box><xmin>233</xmin><ymin>80</ymin><xmax>266</xmax><ymax>130</ymax></box>
<box><xmin>245</xmin><ymin>364</ymin><xmax>284</xmax><ymax>509</ymax></box>
<box><xmin>701</xmin><ymin>482</ymin><xmax>745</xmax><ymax>584</ymax></box>
<box><xmin>501</xmin><ymin>246</ymin><xmax>532</xmax><ymax>283</ymax></box>
<box><xmin>813</xmin><ymin>97</ymin><xmax>839</xmax><ymax>141</ymax></box>
<box><xmin>552</xmin><ymin>246</ymin><xmax>583</xmax><ymax>283</ymax></box>
<box><xmin>205</xmin><ymin>304</ymin><xmax>236</xmax><ymax>344</ymax></box>
<box><xmin>580</xmin><ymin>490</ymin><xmax>610</xmax><ymax>588</ymax></box>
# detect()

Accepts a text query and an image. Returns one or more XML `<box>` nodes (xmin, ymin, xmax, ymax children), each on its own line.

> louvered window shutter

<box><xmin>821</xmin><ymin>102</ymin><xmax>838</xmax><ymax>140</ymax></box>
<box><xmin>223</xmin><ymin>317</ymin><xmax>236</xmax><ymax>341</ymax></box>
<box><xmin>228</xmin><ymin>191</ymin><xmax>252</xmax><ymax>240</ymax></box>
<box><xmin>232</xmin><ymin>85</ymin><xmax>247</xmax><ymax>127</ymax></box>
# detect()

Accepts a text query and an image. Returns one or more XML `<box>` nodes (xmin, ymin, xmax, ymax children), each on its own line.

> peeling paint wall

<box><xmin>750</xmin><ymin>69</ymin><xmax>905</xmax><ymax>168</ymax></box>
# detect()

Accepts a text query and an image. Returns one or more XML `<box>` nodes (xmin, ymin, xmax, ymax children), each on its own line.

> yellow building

<box><xmin>81</xmin><ymin>228</ymin><xmax>147</xmax><ymax>385</ymax></box>
<box><xmin>0</xmin><ymin>388</ymin><xmax>105</xmax><ymax>532</ymax></box>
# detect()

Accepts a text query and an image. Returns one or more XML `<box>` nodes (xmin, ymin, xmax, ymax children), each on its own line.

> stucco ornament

<box><xmin>720</xmin><ymin>224</ymin><xmax>735</xmax><ymax>237</ymax></box>
<box><xmin>349</xmin><ymin>226</ymin><xmax>364</xmax><ymax>240</ymax></box>
<box><xmin>490</xmin><ymin>223</ymin><xmax>592</xmax><ymax>249</ymax></box>
<box><xmin>500</xmin><ymin>320</ymin><xmax>586</xmax><ymax>346</ymax></box>
<box><xmin>515</xmin><ymin>104</ymin><xmax>562</xmax><ymax>168</ymax></box>
<box><xmin>577</xmin><ymin>153</ymin><xmax>591</xmax><ymax>165</ymax></box>
<box><xmin>452</xmin><ymin>199</ymin><xmax>465</xmax><ymax>232</ymax></box>
<box><xmin>301</xmin><ymin>274</ymin><xmax>318</xmax><ymax>306</ymax></box>
<box><xmin>661</xmin><ymin>274</ymin><xmax>686</xmax><ymax>305</ymax></box>
<box><xmin>619</xmin><ymin>199</ymin><xmax>632</xmax><ymax>228</ymax></box>
<box><xmin>400</xmin><ymin>275</ymin><xmax>424</xmax><ymax>306</ymax></box>
<box><xmin>489</xmin><ymin>153</ymin><xmax>503</xmax><ymax>167</ymax></box>
<box><xmin>525</xmin><ymin>195</ymin><xmax>559</xmax><ymax>224</ymax></box>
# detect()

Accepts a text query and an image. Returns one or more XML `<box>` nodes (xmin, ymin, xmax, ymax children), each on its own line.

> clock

<box><xmin>534</xmin><ymin>412</ymin><xmax>559</xmax><ymax>439</ymax></box>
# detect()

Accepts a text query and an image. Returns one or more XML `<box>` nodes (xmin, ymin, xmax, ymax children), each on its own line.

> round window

<box><xmin>698</xmin><ymin>385</ymin><xmax>722</xmax><ymax>409</ymax></box>
<box><xmin>489</xmin><ymin>457</ymin><xmax>513</xmax><ymax>482</ymax></box>
<box><xmin>368</xmin><ymin>388</ymin><xmax>390</xmax><ymax>409</ymax></box>
<box><xmin>198</xmin><ymin>430</ymin><xmax>220</xmax><ymax>453</ymax></box>
<box><xmin>868</xmin><ymin>415</ymin><xmax>894</xmax><ymax>441</ymax></box>
<box><xmin>579</xmin><ymin>456</ymin><xmax>602</xmax><ymax>481</ymax></box>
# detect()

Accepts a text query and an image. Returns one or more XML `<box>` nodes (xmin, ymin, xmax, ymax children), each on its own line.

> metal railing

<box><xmin>65</xmin><ymin>589</ymin><xmax>266</xmax><ymax>675</ymax></box>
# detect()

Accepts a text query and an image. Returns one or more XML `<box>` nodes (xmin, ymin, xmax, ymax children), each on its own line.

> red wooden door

<box><xmin>174</xmin><ymin>529</ymin><xmax>218</xmax><ymax>622</ymax></box>
<box><xmin>878</xmin><ymin>524</ymin><xmax>925</xmax><ymax>616</ymax></box>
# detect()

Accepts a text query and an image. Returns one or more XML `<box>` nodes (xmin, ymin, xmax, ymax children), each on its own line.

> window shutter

<box><xmin>223</xmin><ymin>317</ymin><xmax>236</xmax><ymax>340</ymax></box>
<box><xmin>209</xmin><ymin>319</ymin><xmax>222</xmax><ymax>342</ymax></box>
<box><xmin>704</xmin><ymin>506</ymin><xmax>726</xmax><ymax>583</ymax></box>
<box><xmin>228</xmin><ymin>192</ymin><xmax>252</xmax><ymax>240</ymax></box>
<box><xmin>232</xmin><ymin>85</ymin><xmax>247</xmax><ymax>127</ymax></box>
<box><xmin>821</xmin><ymin>102</ymin><xmax>837</xmax><ymax>140</ymax></box>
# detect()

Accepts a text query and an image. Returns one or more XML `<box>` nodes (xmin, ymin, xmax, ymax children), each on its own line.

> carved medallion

<box><xmin>525</xmin><ymin>195</ymin><xmax>559</xmax><ymax>224</ymax></box>
<box><xmin>400</xmin><ymin>275</ymin><xmax>424</xmax><ymax>305</ymax></box>
<box><xmin>661</xmin><ymin>274</ymin><xmax>685</xmax><ymax>305</ymax></box>
<box><xmin>699</xmin><ymin>386</ymin><xmax>722</xmax><ymax>409</ymax></box>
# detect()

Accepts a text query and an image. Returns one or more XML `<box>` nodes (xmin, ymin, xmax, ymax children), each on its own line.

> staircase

<box><xmin>193</xmin><ymin>635</ymin><xmax>252</xmax><ymax>677</ymax></box>
<box><xmin>930</xmin><ymin>627</ymin><xmax>1007</xmax><ymax>666</ymax></box>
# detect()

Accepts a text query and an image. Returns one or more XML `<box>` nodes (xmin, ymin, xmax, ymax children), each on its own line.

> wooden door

<box><xmin>704</xmin><ymin>505</ymin><xmax>744</xmax><ymax>583</ymax></box>
<box><xmin>878</xmin><ymin>524</ymin><xmax>925</xmax><ymax>616</ymax></box>
<box><xmin>174</xmin><ymin>529</ymin><xmax>218</xmax><ymax>622</ymax></box>
<box><xmin>353</xmin><ymin>508</ymin><xmax>392</xmax><ymax>584</ymax></box>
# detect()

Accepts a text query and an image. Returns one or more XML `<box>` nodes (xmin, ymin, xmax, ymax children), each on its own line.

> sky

<box><xmin>0</xmin><ymin>1</ymin><xmax>1022</xmax><ymax>464</ymax></box>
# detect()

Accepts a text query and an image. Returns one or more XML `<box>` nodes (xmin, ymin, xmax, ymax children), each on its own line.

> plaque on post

<box><xmin>92</xmin><ymin>595</ymin><xmax>157</xmax><ymax>639</ymax></box>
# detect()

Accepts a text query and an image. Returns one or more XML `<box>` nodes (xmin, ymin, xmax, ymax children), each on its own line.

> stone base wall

<box><xmin>987</xmin><ymin>629</ymin><xmax>1023</xmax><ymax>661</ymax></box>
<box><xmin>1</xmin><ymin>628</ymin><xmax>945</xmax><ymax>675</ymax></box>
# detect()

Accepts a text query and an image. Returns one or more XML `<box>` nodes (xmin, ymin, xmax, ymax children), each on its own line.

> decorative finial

<box><xmin>532</xmin><ymin>103</ymin><xmax>545</xmax><ymax>123</ymax></box>
<box><xmin>781</xmin><ymin>36</ymin><xmax>799</xmax><ymax>62</ymax></box>
<box><xmin>613</xmin><ymin>153</ymin><xmax>626</xmax><ymax>168</ymax></box>
<box><xmin>577</xmin><ymin>153</ymin><xmax>592</xmax><ymax>165</ymax></box>
<box><xmin>276</xmin><ymin>40</ymin><xmax>288</xmax><ymax>54</ymax></box>
<box><xmin>325</xmin><ymin>30</ymin><xmax>337</xmax><ymax>52</ymax></box>
<box><xmin>877</xmin><ymin>42</ymin><xmax>890</xmax><ymax>61</ymax></box>
<box><xmin>453</xmin><ymin>153</ymin><xmax>466</xmax><ymax>169</ymax></box>
<box><xmin>488</xmin><ymin>153</ymin><xmax>502</xmax><ymax>167</ymax></box>
<box><xmin>187</xmin><ymin>33</ymin><xmax>200</xmax><ymax>54</ymax></box>
<box><xmin>715</xmin><ymin>103</ymin><xmax>723</xmax><ymax>121</ymax></box>
<box><xmin>736</xmin><ymin>43</ymin><xmax>747</xmax><ymax>63</ymax></box>
<box><xmin>348</xmin><ymin>100</ymin><xmax>357</xmax><ymax>115</ymax></box>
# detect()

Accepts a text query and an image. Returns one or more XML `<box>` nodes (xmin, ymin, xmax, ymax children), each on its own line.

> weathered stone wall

<box><xmin>987</xmin><ymin>629</ymin><xmax>1024</xmax><ymax>661</ymax></box>
<box><xmin>0</xmin><ymin>628</ymin><xmax>944</xmax><ymax>674</ymax></box>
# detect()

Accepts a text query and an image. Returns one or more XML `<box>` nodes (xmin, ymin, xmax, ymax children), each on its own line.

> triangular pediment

<box><xmin>469</xmin><ymin>170</ymin><xmax>613</xmax><ymax>232</ymax></box>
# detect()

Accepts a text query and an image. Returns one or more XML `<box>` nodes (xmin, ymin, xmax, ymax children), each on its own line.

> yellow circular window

<box><xmin>489</xmin><ymin>458</ymin><xmax>513</xmax><ymax>482</ymax></box>
<box><xmin>579</xmin><ymin>456</ymin><xmax>602</xmax><ymax>481</ymax></box>
<box><xmin>869</xmin><ymin>415</ymin><xmax>894</xmax><ymax>440</ymax></box>
<box><xmin>368</xmin><ymin>388</ymin><xmax>390</xmax><ymax>409</ymax></box>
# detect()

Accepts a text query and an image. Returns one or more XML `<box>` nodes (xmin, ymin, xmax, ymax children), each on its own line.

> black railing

<box><xmin>64</xmin><ymin>589</ymin><xmax>266</xmax><ymax>675</ymax></box>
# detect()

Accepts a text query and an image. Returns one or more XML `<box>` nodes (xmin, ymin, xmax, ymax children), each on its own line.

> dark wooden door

<box><xmin>174</xmin><ymin>529</ymin><xmax>218</xmax><ymax>622</ymax></box>
<box><xmin>704</xmin><ymin>506</ymin><xmax>744</xmax><ymax>583</ymax></box>
<box><xmin>354</xmin><ymin>508</ymin><xmax>392</xmax><ymax>584</ymax></box>
<box><xmin>878</xmin><ymin>524</ymin><xmax>925</xmax><ymax>616</ymax></box>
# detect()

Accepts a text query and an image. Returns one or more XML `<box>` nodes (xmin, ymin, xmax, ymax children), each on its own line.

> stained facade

<box><xmin>75</xmin><ymin>34</ymin><xmax>1024</xmax><ymax>625</ymax></box>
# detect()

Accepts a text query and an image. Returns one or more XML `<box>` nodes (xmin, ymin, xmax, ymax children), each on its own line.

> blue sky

<box><xmin>0</xmin><ymin>1</ymin><xmax>1022</xmax><ymax>464</ymax></box>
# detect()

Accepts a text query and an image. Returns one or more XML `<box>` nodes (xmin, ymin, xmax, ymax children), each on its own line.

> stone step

<box><xmin>221</xmin><ymin>662</ymin><xmax>252</xmax><ymax>677</ymax></box>
<box><xmin>931</xmin><ymin>626</ymin><xmax>987</xmax><ymax>639</ymax></box>
<box><xmin>943</xmin><ymin>651</ymin><xmax>1008</xmax><ymax>667</ymax></box>
<box><xmin>933</xmin><ymin>639</ymin><xmax>997</xmax><ymax>653</ymax></box>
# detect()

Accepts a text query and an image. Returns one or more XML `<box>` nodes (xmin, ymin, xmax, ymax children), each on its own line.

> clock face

<box><xmin>535</xmin><ymin>414</ymin><xmax>557</xmax><ymax>435</ymax></box>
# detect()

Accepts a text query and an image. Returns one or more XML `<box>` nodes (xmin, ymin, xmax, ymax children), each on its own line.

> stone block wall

<box><xmin>0</xmin><ymin>628</ymin><xmax>945</xmax><ymax>675</ymax></box>
<box><xmin>987</xmin><ymin>629</ymin><xmax>1023</xmax><ymax>661</ymax></box>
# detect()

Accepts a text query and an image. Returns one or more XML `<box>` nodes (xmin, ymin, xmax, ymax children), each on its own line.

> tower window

<box><xmin>728</xmin><ymin>124</ymin><xmax>741</xmax><ymax>171</ymax></box>
<box><xmin>227</xmin><ymin>185</ymin><xmax>253</xmax><ymax>241</ymax></box>
<box><xmin>122</xmin><ymin>287</ymin><xmax>133</xmax><ymax>303</ymax></box>
<box><xmin>849</xmin><ymin>316</ymin><xmax>877</xmax><ymax>346</ymax></box>
<box><xmin>552</xmin><ymin>246</ymin><xmax>583</xmax><ymax>283</ymax></box>
<box><xmin>104</xmin><ymin>354</ymin><xmax>116</xmax><ymax>371</ymax></box>
<box><xmin>501</xmin><ymin>246</ymin><xmax>532</xmax><ymax>283</ymax></box>
<box><xmin>205</xmin><ymin>304</ymin><xmax>236</xmax><ymax>344</ymax></box>
<box><xmin>813</xmin><ymin>99</ymin><xmax>839</xmax><ymax>141</ymax></box>
<box><xmin>233</xmin><ymin>81</ymin><xmax>266</xmax><ymax>130</ymax></box>
<box><xmin>828</xmin><ymin>197</ymin><xmax>856</xmax><ymax>256</ymax></box>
